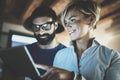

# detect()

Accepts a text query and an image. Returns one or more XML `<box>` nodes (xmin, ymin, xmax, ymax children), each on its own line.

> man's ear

<box><xmin>54</xmin><ymin>22</ymin><xmax>58</xmax><ymax>30</ymax></box>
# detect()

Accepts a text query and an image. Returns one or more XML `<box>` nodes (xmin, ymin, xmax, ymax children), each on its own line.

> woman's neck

<box><xmin>73</xmin><ymin>33</ymin><xmax>94</xmax><ymax>57</ymax></box>
<box><xmin>75</xmin><ymin>39</ymin><xmax>88</xmax><ymax>57</ymax></box>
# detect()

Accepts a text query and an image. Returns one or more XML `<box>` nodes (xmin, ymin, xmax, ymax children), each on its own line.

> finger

<box><xmin>41</xmin><ymin>68</ymin><xmax>54</xmax><ymax>78</ymax></box>
<box><xmin>46</xmin><ymin>72</ymin><xmax>59</xmax><ymax>80</ymax></box>
<box><xmin>42</xmin><ymin>68</ymin><xmax>60</xmax><ymax>80</ymax></box>
<box><xmin>35</xmin><ymin>64</ymin><xmax>51</xmax><ymax>70</ymax></box>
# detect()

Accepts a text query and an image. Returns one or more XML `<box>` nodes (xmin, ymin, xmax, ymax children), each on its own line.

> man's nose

<box><xmin>39</xmin><ymin>28</ymin><xmax>45</xmax><ymax>35</ymax></box>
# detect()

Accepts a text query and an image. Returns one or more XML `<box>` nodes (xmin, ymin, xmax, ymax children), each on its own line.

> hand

<box><xmin>35</xmin><ymin>64</ymin><xmax>74</xmax><ymax>80</ymax></box>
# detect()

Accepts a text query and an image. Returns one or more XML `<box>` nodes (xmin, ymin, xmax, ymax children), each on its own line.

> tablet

<box><xmin>0</xmin><ymin>46</ymin><xmax>40</xmax><ymax>78</ymax></box>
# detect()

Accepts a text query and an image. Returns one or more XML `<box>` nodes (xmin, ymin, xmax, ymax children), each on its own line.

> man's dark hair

<box><xmin>23</xmin><ymin>6</ymin><xmax>64</xmax><ymax>33</ymax></box>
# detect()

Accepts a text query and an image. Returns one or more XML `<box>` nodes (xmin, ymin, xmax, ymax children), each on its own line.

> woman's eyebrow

<box><xmin>68</xmin><ymin>16</ymin><xmax>76</xmax><ymax>20</ymax></box>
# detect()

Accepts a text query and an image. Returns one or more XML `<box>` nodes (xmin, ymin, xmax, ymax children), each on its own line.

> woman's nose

<box><xmin>65</xmin><ymin>25</ymin><xmax>72</xmax><ymax>32</ymax></box>
<box><xmin>65</xmin><ymin>22</ymin><xmax>70</xmax><ymax>27</ymax></box>
<box><xmin>65</xmin><ymin>23</ymin><xmax>72</xmax><ymax>29</ymax></box>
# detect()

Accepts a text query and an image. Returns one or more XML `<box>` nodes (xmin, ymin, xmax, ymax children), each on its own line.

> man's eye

<box><xmin>42</xmin><ymin>24</ymin><xmax>48</xmax><ymax>27</ymax></box>
<box><xmin>36</xmin><ymin>25</ymin><xmax>40</xmax><ymax>28</ymax></box>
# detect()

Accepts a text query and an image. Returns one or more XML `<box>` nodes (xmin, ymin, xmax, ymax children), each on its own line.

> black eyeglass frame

<box><xmin>32</xmin><ymin>21</ymin><xmax>55</xmax><ymax>31</ymax></box>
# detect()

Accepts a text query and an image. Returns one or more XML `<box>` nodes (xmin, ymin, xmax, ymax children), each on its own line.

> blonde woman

<box><xmin>37</xmin><ymin>1</ymin><xmax>120</xmax><ymax>80</ymax></box>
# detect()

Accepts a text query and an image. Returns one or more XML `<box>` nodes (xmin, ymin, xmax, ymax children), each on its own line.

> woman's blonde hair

<box><xmin>61</xmin><ymin>0</ymin><xmax>101</xmax><ymax>29</ymax></box>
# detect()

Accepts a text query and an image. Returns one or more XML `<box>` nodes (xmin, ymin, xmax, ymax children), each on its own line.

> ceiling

<box><xmin>0</xmin><ymin>0</ymin><xmax>120</xmax><ymax>25</ymax></box>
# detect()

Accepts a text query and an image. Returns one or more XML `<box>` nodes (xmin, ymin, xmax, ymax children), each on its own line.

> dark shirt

<box><xmin>26</xmin><ymin>42</ymin><xmax>66</xmax><ymax>79</ymax></box>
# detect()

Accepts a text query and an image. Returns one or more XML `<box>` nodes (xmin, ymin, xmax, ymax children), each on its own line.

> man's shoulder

<box><xmin>58</xmin><ymin>44</ymin><xmax>67</xmax><ymax>48</ymax></box>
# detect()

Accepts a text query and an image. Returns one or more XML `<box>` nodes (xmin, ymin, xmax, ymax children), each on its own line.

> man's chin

<box><xmin>38</xmin><ymin>41</ymin><xmax>51</xmax><ymax>45</ymax></box>
<box><xmin>37</xmin><ymin>38</ymin><xmax>50</xmax><ymax>45</ymax></box>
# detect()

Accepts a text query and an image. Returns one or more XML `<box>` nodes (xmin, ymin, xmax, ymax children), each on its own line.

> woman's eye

<box><xmin>64</xmin><ymin>22</ymin><xmax>67</xmax><ymax>26</ymax></box>
<box><xmin>70</xmin><ymin>19</ymin><xmax>76</xmax><ymax>23</ymax></box>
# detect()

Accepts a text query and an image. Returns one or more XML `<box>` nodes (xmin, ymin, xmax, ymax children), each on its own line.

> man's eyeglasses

<box><xmin>33</xmin><ymin>21</ymin><xmax>55</xmax><ymax>31</ymax></box>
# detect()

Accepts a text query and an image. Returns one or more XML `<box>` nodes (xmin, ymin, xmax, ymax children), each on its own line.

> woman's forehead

<box><xmin>65</xmin><ymin>9</ymin><xmax>83</xmax><ymax>19</ymax></box>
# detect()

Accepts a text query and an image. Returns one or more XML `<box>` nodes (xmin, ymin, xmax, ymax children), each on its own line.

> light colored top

<box><xmin>53</xmin><ymin>39</ymin><xmax>120</xmax><ymax>80</ymax></box>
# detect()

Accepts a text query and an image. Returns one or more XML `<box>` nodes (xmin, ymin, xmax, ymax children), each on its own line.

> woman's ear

<box><xmin>86</xmin><ymin>15</ymin><xmax>96</xmax><ymax>25</ymax></box>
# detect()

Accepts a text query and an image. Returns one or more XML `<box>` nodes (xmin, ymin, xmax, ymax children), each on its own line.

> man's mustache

<box><xmin>38</xmin><ymin>34</ymin><xmax>50</xmax><ymax>37</ymax></box>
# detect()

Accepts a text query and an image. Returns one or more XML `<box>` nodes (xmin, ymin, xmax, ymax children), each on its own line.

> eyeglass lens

<box><xmin>33</xmin><ymin>21</ymin><xmax>54</xmax><ymax>31</ymax></box>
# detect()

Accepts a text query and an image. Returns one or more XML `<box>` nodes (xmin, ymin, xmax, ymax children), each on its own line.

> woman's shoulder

<box><xmin>55</xmin><ymin>45</ymin><xmax>75</xmax><ymax>56</ymax></box>
<box><xmin>58</xmin><ymin>45</ymin><xmax>74</xmax><ymax>52</ymax></box>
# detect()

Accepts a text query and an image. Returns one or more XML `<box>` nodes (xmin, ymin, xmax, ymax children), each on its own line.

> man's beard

<box><xmin>34</xmin><ymin>31</ymin><xmax>56</xmax><ymax>45</ymax></box>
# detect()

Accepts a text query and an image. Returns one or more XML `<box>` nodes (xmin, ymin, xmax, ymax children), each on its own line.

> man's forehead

<box><xmin>33</xmin><ymin>17</ymin><xmax>53</xmax><ymax>24</ymax></box>
<box><xmin>35</xmin><ymin>16</ymin><xmax>53</xmax><ymax>21</ymax></box>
